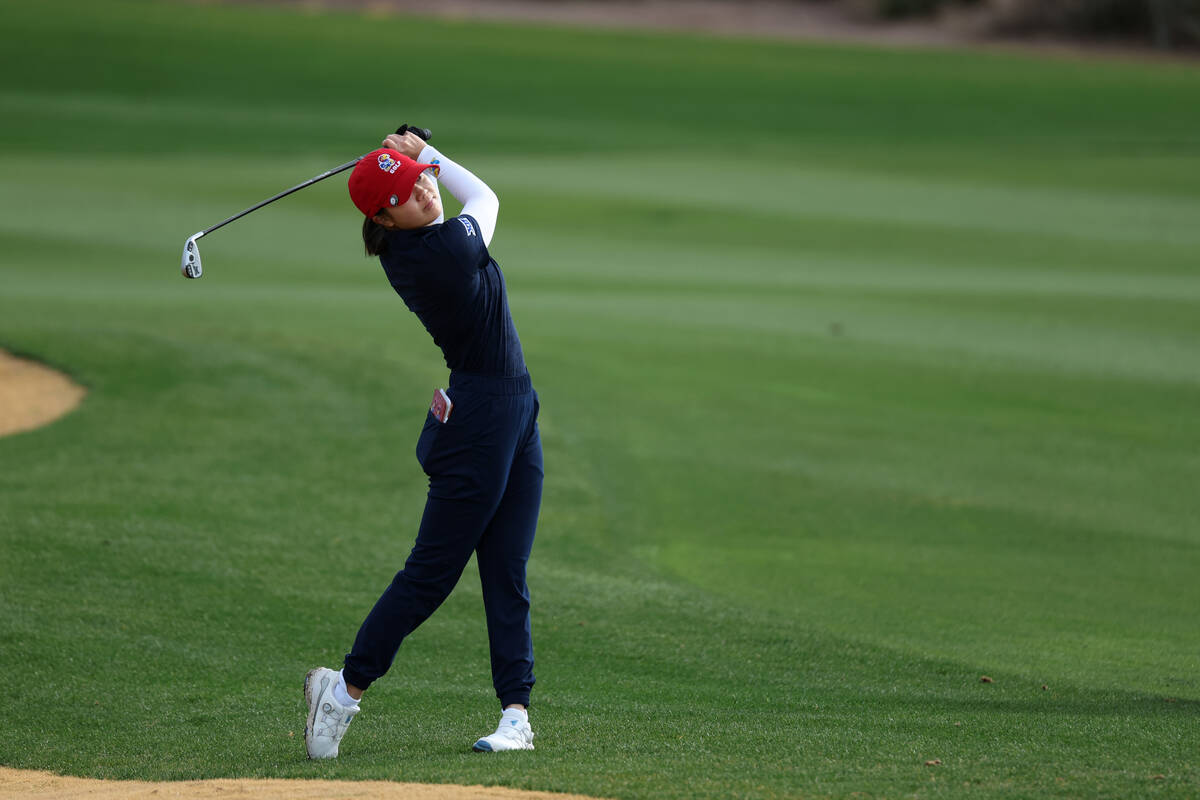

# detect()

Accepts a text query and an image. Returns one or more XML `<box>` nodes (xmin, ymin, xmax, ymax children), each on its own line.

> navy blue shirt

<box><xmin>379</xmin><ymin>214</ymin><xmax>526</xmax><ymax>377</ymax></box>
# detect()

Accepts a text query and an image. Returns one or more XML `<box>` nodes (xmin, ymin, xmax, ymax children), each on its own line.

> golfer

<box><xmin>304</xmin><ymin>130</ymin><xmax>542</xmax><ymax>757</ymax></box>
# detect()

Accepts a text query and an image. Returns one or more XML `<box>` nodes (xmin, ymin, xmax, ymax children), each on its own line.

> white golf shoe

<box><xmin>304</xmin><ymin>667</ymin><xmax>358</xmax><ymax>759</ymax></box>
<box><xmin>472</xmin><ymin>713</ymin><xmax>535</xmax><ymax>752</ymax></box>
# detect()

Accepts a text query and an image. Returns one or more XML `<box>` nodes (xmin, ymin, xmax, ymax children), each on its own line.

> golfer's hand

<box><xmin>383</xmin><ymin>131</ymin><xmax>426</xmax><ymax>159</ymax></box>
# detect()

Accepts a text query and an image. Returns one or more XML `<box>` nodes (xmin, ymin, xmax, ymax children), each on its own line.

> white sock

<box><xmin>501</xmin><ymin>707</ymin><xmax>528</xmax><ymax>724</ymax></box>
<box><xmin>333</xmin><ymin>670</ymin><xmax>359</xmax><ymax>707</ymax></box>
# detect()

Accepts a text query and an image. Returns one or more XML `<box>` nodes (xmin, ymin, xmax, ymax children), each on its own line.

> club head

<box><xmin>181</xmin><ymin>234</ymin><xmax>203</xmax><ymax>279</ymax></box>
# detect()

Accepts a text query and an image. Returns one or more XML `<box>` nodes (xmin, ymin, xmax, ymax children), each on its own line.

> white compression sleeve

<box><xmin>418</xmin><ymin>144</ymin><xmax>498</xmax><ymax>246</ymax></box>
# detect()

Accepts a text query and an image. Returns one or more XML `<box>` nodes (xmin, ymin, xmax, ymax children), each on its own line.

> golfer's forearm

<box><xmin>418</xmin><ymin>144</ymin><xmax>498</xmax><ymax>245</ymax></box>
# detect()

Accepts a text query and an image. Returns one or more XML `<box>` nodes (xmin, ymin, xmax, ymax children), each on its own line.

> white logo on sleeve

<box><xmin>458</xmin><ymin>217</ymin><xmax>476</xmax><ymax>237</ymax></box>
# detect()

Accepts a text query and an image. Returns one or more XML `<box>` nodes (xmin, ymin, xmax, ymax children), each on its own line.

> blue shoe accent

<box><xmin>473</xmin><ymin>739</ymin><xmax>493</xmax><ymax>752</ymax></box>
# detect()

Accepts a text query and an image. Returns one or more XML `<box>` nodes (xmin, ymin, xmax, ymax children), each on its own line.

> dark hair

<box><xmin>363</xmin><ymin>215</ymin><xmax>388</xmax><ymax>256</ymax></box>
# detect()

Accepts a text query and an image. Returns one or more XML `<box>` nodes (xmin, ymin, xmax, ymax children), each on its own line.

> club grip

<box><xmin>395</xmin><ymin>124</ymin><xmax>432</xmax><ymax>141</ymax></box>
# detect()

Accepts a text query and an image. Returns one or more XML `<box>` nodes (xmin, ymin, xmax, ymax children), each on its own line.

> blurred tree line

<box><xmin>837</xmin><ymin>0</ymin><xmax>1200</xmax><ymax>48</ymax></box>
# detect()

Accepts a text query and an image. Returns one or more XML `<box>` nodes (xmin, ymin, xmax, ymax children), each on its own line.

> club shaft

<box><xmin>199</xmin><ymin>156</ymin><xmax>363</xmax><ymax>238</ymax></box>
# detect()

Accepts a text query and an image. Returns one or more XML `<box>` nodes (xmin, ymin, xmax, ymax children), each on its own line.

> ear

<box><xmin>372</xmin><ymin>211</ymin><xmax>395</xmax><ymax>229</ymax></box>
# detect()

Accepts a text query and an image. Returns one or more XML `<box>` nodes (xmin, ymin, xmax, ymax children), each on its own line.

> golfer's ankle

<box><xmin>347</xmin><ymin>684</ymin><xmax>364</xmax><ymax>701</ymax></box>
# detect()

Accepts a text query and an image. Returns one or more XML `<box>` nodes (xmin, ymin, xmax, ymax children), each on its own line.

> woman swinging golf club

<box><xmin>304</xmin><ymin>129</ymin><xmax>542</xmax><ymax>757</ymax></box>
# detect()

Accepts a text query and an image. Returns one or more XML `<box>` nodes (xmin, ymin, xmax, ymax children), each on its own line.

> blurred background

<box><xmin>798</xmin><ymin>0</ymin><xmax>1200</xmax><ymax>50</ymax></box>
<box><xmin>850</xmin><ymin>0</ymin><xmax>1200</xmax><ymax>50</ymax></box>
<box><xmin>253</xmin><ymin>0</ymin><xmax>1200</xmax><ymax>51</ymax></box>
<box><xmin>1</xmin><ymin>0</ymin><xmax>1198</xmax><ymax>797</ymax></box>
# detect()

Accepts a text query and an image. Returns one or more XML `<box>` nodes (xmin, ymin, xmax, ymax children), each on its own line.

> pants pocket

<box><xmin>415</xmin><ymin>413</ymin><xmax>440</xmax><ymax>470</ymax></box>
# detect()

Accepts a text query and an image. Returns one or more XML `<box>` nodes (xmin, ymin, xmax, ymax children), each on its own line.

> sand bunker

<box><xmin>0</xmin><ymin>767</ymin><xmax>605</xmax><ymax>800</ymax></box>
<box><xmin>0</xmin><ymin>349</ymin><xmax>86</xmax><ymax>437</ymax></box>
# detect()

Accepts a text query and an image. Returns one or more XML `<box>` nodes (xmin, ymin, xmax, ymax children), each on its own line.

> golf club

<box><xmin>180</xmin><ymin>125</ymin><xmax>432</xmax><ymax>279</ymax></box>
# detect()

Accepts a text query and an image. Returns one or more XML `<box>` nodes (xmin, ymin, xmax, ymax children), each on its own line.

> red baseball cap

<box><xmin>348</xmin><ymin>148</ymin><xmax>439</xmax><ymax>218</ymax></box>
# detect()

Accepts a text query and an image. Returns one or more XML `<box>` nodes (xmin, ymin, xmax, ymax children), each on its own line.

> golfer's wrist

<box><xmin>417</xmin><ymin>143</ymin><xmax>442</xmax><ymax>170</ymax></box>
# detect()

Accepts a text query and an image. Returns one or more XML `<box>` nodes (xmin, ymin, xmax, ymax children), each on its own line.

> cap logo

<box><xmin>377</xmin><ymin>153</ymin><xmax>400</xmax><ymax>174</ymax></box>
<box><xmin>389</xmin><ymin>194</ymin><xmax>399</xmax><ymax>206</ymax></box>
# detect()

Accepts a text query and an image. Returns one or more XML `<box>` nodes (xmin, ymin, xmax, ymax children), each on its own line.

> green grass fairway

<box><xmin>2</xmin><ymin>2</ymin><xmax>1199</xmax><ymax>797</ymax></box>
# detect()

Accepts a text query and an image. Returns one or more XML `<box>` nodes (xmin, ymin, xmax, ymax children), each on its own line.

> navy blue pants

<box><xmin>343</xmin><ymin>372</ymin><xmax>542</xmax><ymax>708</ymax></box>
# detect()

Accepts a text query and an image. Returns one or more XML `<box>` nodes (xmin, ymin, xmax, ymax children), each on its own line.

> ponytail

<box><xmin>362</xmin><ymin>216</ymin><xmax>389</xmax><ymax>256</ymax></box>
